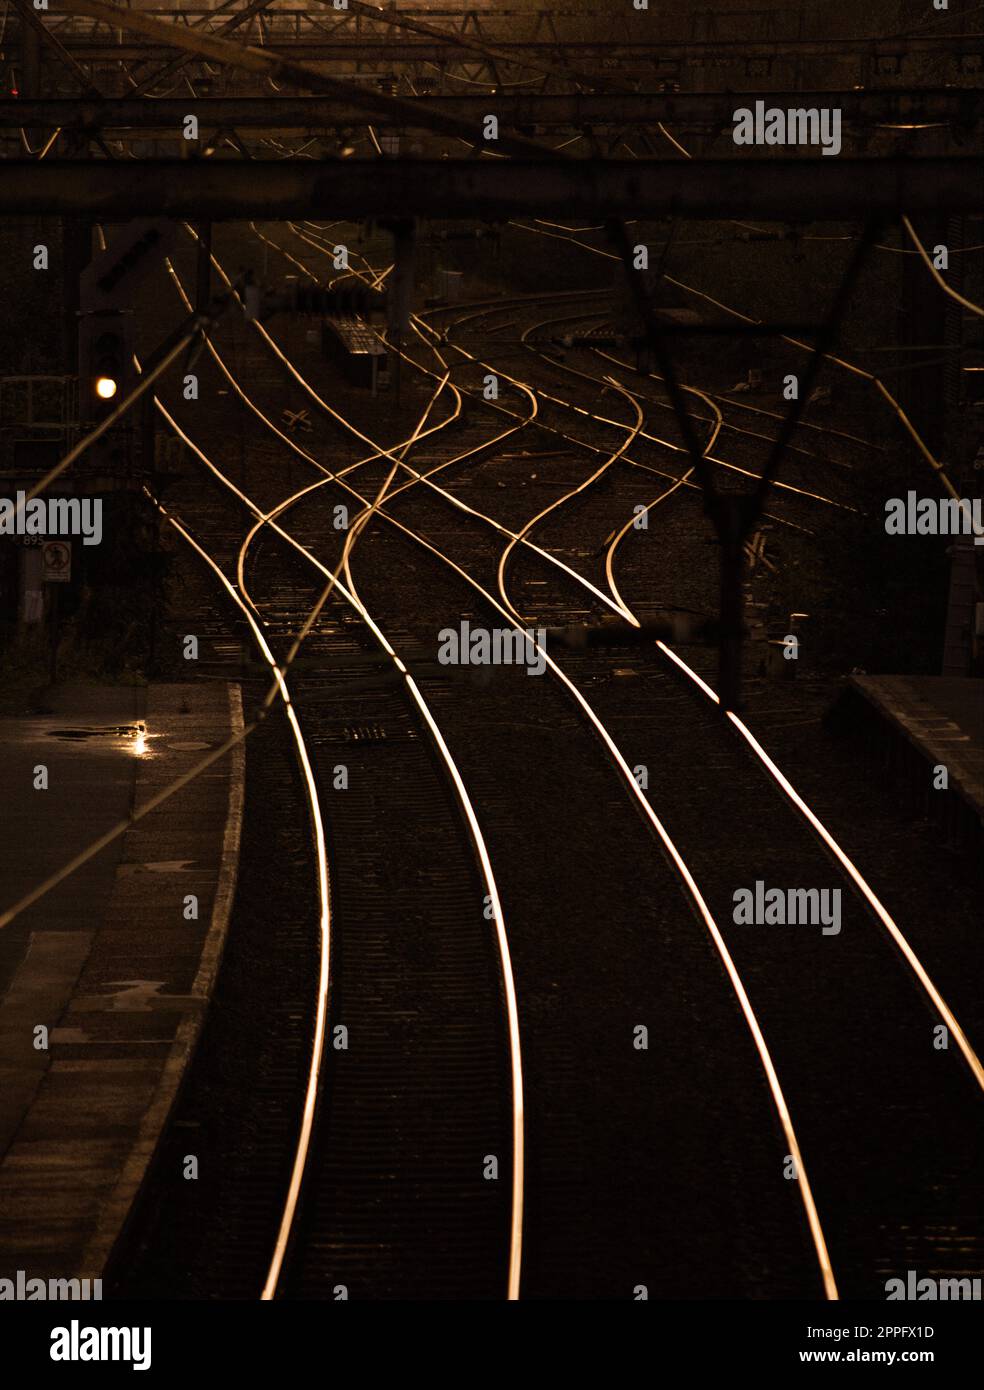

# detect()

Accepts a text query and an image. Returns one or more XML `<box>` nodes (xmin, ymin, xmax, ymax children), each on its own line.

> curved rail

<box><xmin>149</xmin><ymin>347</ymin><xmax>528</xmax><ymax>1301</ymax></box>
<box><xmin>184</xmin><ymin>226</ymin><xmax>844</xmax><ymax>1298</ymax></box>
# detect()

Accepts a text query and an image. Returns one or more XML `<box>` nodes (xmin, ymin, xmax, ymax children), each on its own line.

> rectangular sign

<box><xmin>41</xmin><ymin>539</ymin><xmax>72</xmax><ymax>582</ymax></box>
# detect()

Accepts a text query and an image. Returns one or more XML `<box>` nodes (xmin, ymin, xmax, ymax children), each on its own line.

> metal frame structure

<box><xmin>2</xmin><ymin>89</ymin><xmax>981</xmax><ymax>134</ymax></box>
<box><xmin>0</xmin><ymin>156</ymin><xmax>978</xmax><ymax>218</ymax></box>
<box><xmin>1</xmin><ymin>0</ymin><xmax>980</xmax><ymax>706</ymax></box>
<box><xmin>3</xmin><ymin>6</ymin><xmax>982</xmax><ymax>91</ymax></box>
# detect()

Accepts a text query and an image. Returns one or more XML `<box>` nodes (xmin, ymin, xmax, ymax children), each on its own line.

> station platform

<box><xmin>834</xmin><ymin>674</ymin><xmax>984</xmax><ymax>864</ymax></box>
<box><xmin>0</xmin><ymin>682</ymin><xmax>243</xmax><ymax>1285</ymax></box>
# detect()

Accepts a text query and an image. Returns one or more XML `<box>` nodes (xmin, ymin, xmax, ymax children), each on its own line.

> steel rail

<box><xmin>145</xmin><ymin>481</ymin><xmax>332</xmax><ymax>1300</ymax></box>
<box><xmin>278</xmin><ymin>225</ymin><xmax>835</xmax><ymax>536</ymax></box>
<box><xmin>517</xmin><ymin>306</ymin><xmax>858</xmax><ymax>469</ymax></box>
<box><xmin>151</xmin><ymin>381</ymin><xmax>528</xmax><ymax>1301</ymax></box>
<box><xmin>427</xmin><ymin>288</ymin><xmax>984</xmax><ymax>1096</ymax></box>
<box><xmin>157</xmin><ymin>256</ymin><xmax>529</xmax><ymax>1299</ymax></box>
<box><xmin>409</xmin><ymin>300</ymin><xmax>853</xmax><ymax>515</ymax></box>
<box><xmin>280</xmin><ymin>223</ymin><xmax>984</xmax><ymax>1099</ymax></box>
<box><xmin>507</xmin><ymin>217</ymin><xmax>971</xmax><ymax>507</ymax></box>
<box><xmin>197</xmin><ymin>223</ymin><xmax>844</xmax><ymax>1300</ymax></box>
<box><xmin>414</xmin><ymin>277</ymin><xmax>984</xmax><ymax>1101</ymax></box>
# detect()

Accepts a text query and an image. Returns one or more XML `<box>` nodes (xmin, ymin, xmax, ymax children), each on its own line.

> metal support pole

<box><xmin>20</xmin><ymin>21</ymin><xmax>40</xmax><ymax>90</ymax></box>
<box><xmin>898</xmin><ymin>213</ymin><xmax>948</xmax><ymax>453</ymax></box>
<box><xmin>708</xmin><ymin>494</ymin><xmax>759</xmax><ymax>714</ymax></box>
<box><xmin>196</xmin><ymin>221</ymin><xmax>212</xmax><ymax>316</ymax></box>
<box><xmin>62</xmin><ymin>216</ymin><xmax>90</xmax><ymax>374</ymax></box>
<box><xmin>388</xmin><ymin>218</ymin><xmax>415</xmax><ymax>407</ymax></box>
<box><xmin>140</xmin><ymin>389</ymin><xmax>156</xmax><ymax>482</ymax></box>
<box><xmin>48</xmin><ymin>582</ymin><xmax>59</xmax><ymax>686</ymax></box>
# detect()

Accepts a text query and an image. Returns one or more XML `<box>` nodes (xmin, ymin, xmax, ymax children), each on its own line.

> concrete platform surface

<box><xmin>848</xmin><ymin>675</ymin><xmax>984</xmax><ymax>821</ymax></box>
<box><xmin>0</xmin><ymin>682</ymin><xmax>244</xmax><ymax>1283</ymax></box>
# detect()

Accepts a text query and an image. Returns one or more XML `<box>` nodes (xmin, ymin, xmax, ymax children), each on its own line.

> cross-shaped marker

<box><xmin>281</xmin><ymin>408</ymin><xmax>313</xmax><ymax>434</ymax></box>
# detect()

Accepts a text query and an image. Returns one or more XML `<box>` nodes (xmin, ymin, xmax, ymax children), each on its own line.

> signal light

<box><xmin>92</xmin><ymin>329</ymin><xmax>124</xmax><ymax>410</ymax></box>
<box><xmin>78</xmin><ymin>312</ymin><xmax>132</xmax><ymax>424</ymax></box>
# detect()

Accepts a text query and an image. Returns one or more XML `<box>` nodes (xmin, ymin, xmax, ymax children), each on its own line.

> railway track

<box><xmin>504</xmin><ymin>214</ymin><xmax>963</xmax><ymax>511</ymax></box>
<box><xmin>112</xmin><ymin>223</ymin><xmax>839</xmax><ymax>1299</ymax></box>
<box><xmin>248</xmin><ymin>220</ymin><xmax>984</xmax><ymax>1294</ymax></box>
<box><xmin>198</xmin><ymin>421</ymin><xmax>832</xmax><ymax>1301</ymax></box>
<box><xmin>114</xmin><ymin>217</ymin><xmax>983</xmax><ymax>1303</ymax></box>
<box><xmin>232</xmin><ymin>509</ymin><xmax>522</xmax><ymax>1302</ymax></box>
<box><xmin>273</xmin><ymin>222</ymin><xmax>868</xmax><ymax>648</ymax></box>
<box><xmin>120</xmin><ymin>394</ymin><xmax>525</xmax><ymax>1300</ymax></box>
<box><xmin>99</xmin><ymin>238</ymin><xmax>529</xmax><ymax>1296</ymax></box>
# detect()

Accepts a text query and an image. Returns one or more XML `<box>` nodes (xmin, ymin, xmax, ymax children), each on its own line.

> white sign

<box><xmin>42</xmin><ymin>540</ymin><xmax>71</xmax><ymax>583</ymax></box>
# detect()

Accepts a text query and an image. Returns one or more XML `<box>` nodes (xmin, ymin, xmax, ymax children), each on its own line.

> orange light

<box><xmin>95</xmin><ymin>376</ymin><xmax>118</xmax><ymax>400</ymax></box>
